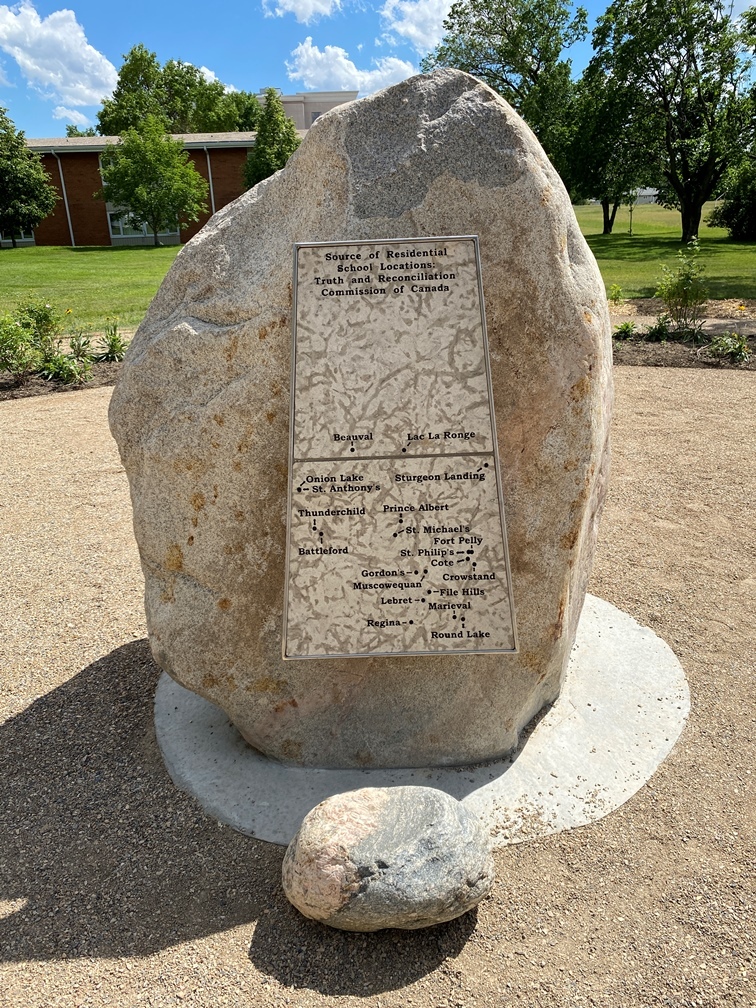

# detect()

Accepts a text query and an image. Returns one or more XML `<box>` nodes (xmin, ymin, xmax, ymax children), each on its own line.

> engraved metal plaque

<box><xmin>284</xmin><ymin>236</ymin><xmax>517</xmax><ymax>658</ymax></box>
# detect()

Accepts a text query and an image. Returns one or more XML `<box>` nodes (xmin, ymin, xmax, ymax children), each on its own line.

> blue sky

<box><xmin>0</xmin><ymin>0</ymin><xmax>750</xmax><ymax>137</ymax></box>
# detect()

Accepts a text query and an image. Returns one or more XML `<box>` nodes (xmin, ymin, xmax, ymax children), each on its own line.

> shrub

<box><xmin>38</xmin><ymin>350</ymin><xmax>91</xmax><ymax>384</ymax></box>
<box><xmin>68</xmin><ymin>330</ymin><xmax>93</xmax><ymax>364</ymax></box>
<box><xmin>13</xmin><ymin>298</ymin><xmax>62</xmax><ymax>353</ymax></box>
<box><xmin>608</xmin><ymin>283</ymin><xmax>624</xmax><ymax>306</ymax></box>
<box><xmin>0</xmin><ymin>316</ymin><xmax>43</xmax><ymax>381</ymax></box>
<box><xmin>613</xmin><ymin>320</ymin><xmax>637</xmax><ymax>339</ymax></box>
<box><xmin>707</xmin><ymin>160</ymin><xmax>756</xmax><ymax>240</ymax></box>
<box><xmin>705</xmin><ymin>331</ymin><xmax>751</xmax><ymax>364</ymax></box>
<box><xmin>0</xmin><ymin>297</ymin><xmax>95</xmax><ymax>386</ymax></box>
<box><xmin>643</xmin><ymin>313</ymin><xmax>673</xmax><ymax>342</ymax></box>
<box><xmin>94</xmin><ymin>319</ymin><xmax>130</xmax><ymax>361</ymax></box>
<box><xmin>655</xmin><ymin>240</ymin><xmax>708</xmax><ymax>339</ymax></box>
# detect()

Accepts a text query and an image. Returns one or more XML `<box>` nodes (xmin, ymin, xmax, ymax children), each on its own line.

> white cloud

<box><xmin>52</xmin><ymin>104</ymin><xmax>89</xmax><ymax>125</ymax></box>
<box><xmin>380</xmin><ymin>0</ymin><xmax>452</xmax><ymax>54</ymax></box>
<box><xmin>196</xmin><ymin>63</ymin><xmax>238</xmax><ymax>92</ymax></box>
<box><xmin>287</xmin><ymin>37</ymin><xmax>416</xmax><ymax>93</ymax></box>
<box><xmin>264</xmin><ymin>0</ymin><xmax>340</xmax><ymax>24</ymax></box>
<box><xmin>0</xmin><ymin>1</ymin><xmax>117</xmax><ymax>106</ymax></box>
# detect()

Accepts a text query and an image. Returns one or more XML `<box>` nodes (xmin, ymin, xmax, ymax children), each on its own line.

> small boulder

<box><xmin>282</xmin><ymin>786</ymin><xmax>494</xmax><ymax>931</ymax></box>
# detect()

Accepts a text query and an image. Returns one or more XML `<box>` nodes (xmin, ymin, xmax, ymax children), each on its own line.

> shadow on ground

<box><xmin>247</xmin><ymin>904</ymin><xmax>475</xmax><ymax>995</ymax></box>
<box><xmin>1</xmin><ymin>642</ymin><xmax>475</xmax><ymax>989</ymax></box>
<box><xmin>1</xmin><ymin>641</ymin><xmax>278</xmax><ymax>961</ymax></box>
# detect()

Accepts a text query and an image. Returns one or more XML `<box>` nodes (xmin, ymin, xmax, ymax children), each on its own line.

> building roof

<box><xmin>26</xmin><ymin>131</ymin><xmax>306</xmax><ymax>153</ymax></box>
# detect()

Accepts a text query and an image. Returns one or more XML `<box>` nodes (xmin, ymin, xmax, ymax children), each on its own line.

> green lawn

<box><xmin>0</xmin><ymin>205</ymin><xmax>752</xmax><ymax>332</ymax></box>
<box><xmin>0</xmin><ymin>245</ymin><xmax>181</xmax><ymax>330</ymax></box>
<box><xmin>574</xmin><ymin>202</ymin><xmax>756</xmax><ymax>300</ymax></box>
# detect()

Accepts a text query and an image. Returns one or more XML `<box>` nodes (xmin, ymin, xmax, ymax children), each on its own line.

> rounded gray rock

<box><xmin>281</xmin><ymin>786</ymin><xmax>495</xmax><ymax>931</ymax></box>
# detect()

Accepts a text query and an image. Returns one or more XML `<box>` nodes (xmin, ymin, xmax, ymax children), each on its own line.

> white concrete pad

<box><xmin>154</xmin><ymin>595</ymin><xmax>689</xmax><ymax>847</ymax></box>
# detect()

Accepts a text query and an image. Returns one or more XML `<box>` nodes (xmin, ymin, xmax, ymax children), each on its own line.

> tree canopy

<box><xmin>243</xmin><ymin>88</ymin><xmax>301</xmax><ymax>189</ymax></box>
<box><xmin>97</xmin><ymin>44</ymin><xmax>261</xmax><ymax>136</ymax></box>
<box><xmin>0</xmin><ymin>108</ymin><xmax>58</xmax><ymax>246</ymax></box>
<box><xmin>421</xmin><ymin>0</ymin><xmax>588</xmax><ymax>173</ymax></box>
<box><xmin>566</xmin><ymin>68</ymin><xmax>653</xmax><ymax>232</ymax></box>
<box><xmin>65</xmin><ymin>124</ymin><xmax>97</xmax><ymax>137</ymax></box>
<box><xmin>707</xmin><ymin>155</ymin><xmax>756</xmax><ymax>238</ymax></box>
<box><xmin>98</xmin><ymin>115</ymin><xmax>209</xmax><ymax>245</ymax></box>
<box><xmin>591</xmin><ymin>0</ymin><xmax>756</xmax><ymax>241</ymax></box>
<box><xmin>423</xmin><ymin>0</ymin><xmax>756</xmax><ymax>239</ymax></box>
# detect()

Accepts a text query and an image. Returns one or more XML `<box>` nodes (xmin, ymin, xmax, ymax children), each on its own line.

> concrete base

<box><xmin>154</xmin><ymin>595</ymin><xmax>689</xmax><ymax>847</ymax></box>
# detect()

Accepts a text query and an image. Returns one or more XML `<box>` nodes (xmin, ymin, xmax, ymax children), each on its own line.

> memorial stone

<box><xmin>110</xmin><ymin>68</ymin><xmax>612</xmax><ymax>769</ymax></box>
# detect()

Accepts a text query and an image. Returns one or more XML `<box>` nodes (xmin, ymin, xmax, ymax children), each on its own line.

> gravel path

<box><xmin>1</xmin><ymin>368</ymin><xmax>754</xmax><ymax>1008</ymax></box>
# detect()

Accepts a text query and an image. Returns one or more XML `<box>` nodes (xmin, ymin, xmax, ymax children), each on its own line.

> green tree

<box><xmin>97</xmin><ymin>44</ymin><xmax>165</xmax><ymax>135</ymax></box>
<box><xmin>421</xmin><ymin>0</ymin><xmax>588</xmax><ymax>172</ymax></box>
<box><xmin>65</xmin><ymin>124</ymin><xmax>97</xmax><ymax>137</ymax></box>
<box><xmin>160</xmin><ymin>60</ymin><xmax>236</xmax><ymax>132</ymax></box>
<box><xmin>707</xmin><ymin>154</ymin><xmax>756</xmax><ymax>238</ymax></box>
<box><xmin>97</xmin><ymin>44</ymin><xmax>262</xmax><ymax>136</ymax></box>
<box><xmin>567</xmin><ymin>68</ymin><xmax>654</xmax><ymax>233</ymax></box>
<box><xmin>592</xmin><ymin>0</ymin><xmax>756</xmax><ymax>242</ymax></box>
<box><xmin>98</xmin><ymin>115</ymin><xmax>209</xmax><ymax>245</ymax></box>
<box><xmin>218</xmin><ymin>90</ymin><xmax>262</xmax><ymax>132</ymax></box>
<box><xmin>0</xmin><ymin>108</ymin><xmax>58</xmax><ymax>247</ymax></box>
<box><xmin>243</xmin><ymin>88</ymin><xmax>301</xmax><ymax>189</ymax></box>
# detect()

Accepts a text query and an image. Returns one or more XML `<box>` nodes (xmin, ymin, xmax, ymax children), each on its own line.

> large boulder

<box><xmin>282</xmin><ymin>786</ymin><xmax>495</xmax><ymax>931</ymax></box>
<box><xmin>110</xmin><ymin>69</ymin><xmax>612</xmax><ymax>769</ymax></box>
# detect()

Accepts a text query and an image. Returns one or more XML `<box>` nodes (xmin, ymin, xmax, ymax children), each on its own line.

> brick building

<box><xmin>17</xmin><ymin>91</ymin><xmax>357</xmax><ymax>249</ymax></box>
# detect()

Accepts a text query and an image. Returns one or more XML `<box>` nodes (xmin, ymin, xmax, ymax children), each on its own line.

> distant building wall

<box><xmin>33</xmin><ymin>152</ymin><xmax>110</xmax><ymax>246</ymax></box>
<box><xmin>35</xmin><ymin>151</ymin><xmax>111</xmax><ymax>246</ymax></box>
<box><xmin>181</xmin><ymin>147</ymin><xmax>250</xmax><ymax>242</ymax></box>
<box><xmin>26</xmin><ymin>91</ymin><xmax>357</xmax><ymax>248</ymax></box>
<box><xmin>279</xmin><ymin>91</ymin><xmax>358</xmax><ymax>129</ymax></box>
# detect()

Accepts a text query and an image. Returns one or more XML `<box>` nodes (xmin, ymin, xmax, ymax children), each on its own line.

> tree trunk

<box><xmin>10</xmin><ymin>235</ymin><xmax>17</xmax><ymax>248</ymax></box>
<box><xmin>680</xmin><ymin>202</ymin><xmax>703</xmax><ymax>243</ymax></box>
<box><xmin>601</xmin><ymin>199</ymin><xmax>612</xmax><ymax>234</ymax></box>
<box><xmin>152</xmin><ymin>227</ymin><xmax>159</xmax><ymax>247</ymax></box>
<box><xmin>601</xmin><ymin>199</ymin><xmax>621</xmax><ymax>235</ymax></box>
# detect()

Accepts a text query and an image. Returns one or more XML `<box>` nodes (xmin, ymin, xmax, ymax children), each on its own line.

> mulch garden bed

<box><xmin>2</xmin><ymin>299</ymin><xmax>753</xmax><ymax>403</ymax></box>
<box><xmin>0</xmin><ymin>360</ymin><xmax>123</xmax><ymax>402</ymax></box>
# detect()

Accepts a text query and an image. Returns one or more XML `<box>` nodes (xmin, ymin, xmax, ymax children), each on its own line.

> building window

<box><xmin>0</xmin><ymin>228</ymin><xmax>33</xmax><ymax>242</ymax></box>
<box><xmin>108</xmin><ymin>211</ymin><xmax>179</xmax><ymax>239</ymax></box>
<box><xmin>310</xmin><ymin>112</ymin><xmax>322</xmax><ymax>125</ymax></box>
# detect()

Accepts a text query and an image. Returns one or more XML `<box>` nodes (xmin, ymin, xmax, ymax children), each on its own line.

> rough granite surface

<box><xmin>109</xmin><ymin>68</ymin><xmax>613</xmax><ymax>769</ymax></box>
<box><xmin>281</xmin><ymin>786</ymin><xmax>495</xmax><ymax>931</ymax></box>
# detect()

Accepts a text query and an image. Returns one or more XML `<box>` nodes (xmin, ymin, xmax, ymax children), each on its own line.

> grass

<box><xmin>574</xmin><ymin>202</ymin><xmax>756</xmax><ymax>299</ymax></box>
<box><xmin>0</xmin><ymin>203</ymin><xmax>753</xmax><ymax>332</ymax></box>
<box><xmin>0</xmin><ymin>245</ymin><xmax>181</xmax><ymax>330</ymax></box>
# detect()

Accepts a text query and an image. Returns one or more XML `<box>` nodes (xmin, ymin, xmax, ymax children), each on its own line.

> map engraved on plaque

<box><xmin>284</xmin><ymin>236</ymin><xmax>517</xmax><ymax>658</ymax></box>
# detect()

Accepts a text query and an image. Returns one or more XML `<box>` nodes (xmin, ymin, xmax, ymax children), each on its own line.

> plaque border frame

<box><xmin>283</xmin><ymin>235</ymin><xmax>518</xmax><ymax>660</ymax></box>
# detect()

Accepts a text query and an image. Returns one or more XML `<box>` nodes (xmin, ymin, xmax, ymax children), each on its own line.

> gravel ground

<box><xmin>1</xmin><ymin>368</ymin><xmax>754</xmax><ymax>1008</ymax></box>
